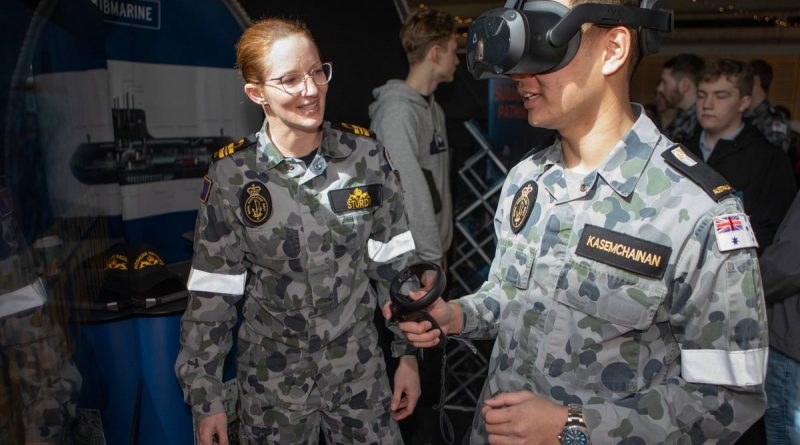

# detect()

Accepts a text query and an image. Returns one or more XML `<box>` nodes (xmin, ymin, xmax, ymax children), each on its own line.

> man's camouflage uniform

<box><xmin>663</xmin><ymin>104</ymin><xmax>699</xmax><ymax>144</ymax></box>
<box><xmin>456</xmin><ymin>105</ymin><xmax>768</xmax><ymax>443</ymax></box>
<box><xmin>745</xmin><ymin>100</ymin><xmax>792</xmax><ymax>152</ymax></box>
<box><xmin>0</xmin><ymin>192</ymin><xmax>81</xmax><ymax>444</ymax></box>
<box><xmin>175</xmin><ymin>121</ymin><xmax>416</xmax><ymax>444</ymax></box>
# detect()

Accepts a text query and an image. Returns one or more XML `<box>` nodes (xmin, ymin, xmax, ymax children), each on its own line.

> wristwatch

<box><xmin>557</xmin><ymin>404</ymin><xmax>590</xmax><ymax>445</ymax></box>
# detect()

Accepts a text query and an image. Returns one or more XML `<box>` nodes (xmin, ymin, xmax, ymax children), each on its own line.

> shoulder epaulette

<box><xmin>662</xmin><ymin>144</ymin><xmax>734</xmax><ymax>202</ymax></box>
<box><xmin>335</xmin><ymin>122</ymin><xmax>376</xmax><ymax>139</ymax></box>
<box><xmin>213</xmin><ymin>133</ymin><xmax>258</xmax><ymax>161</ymax></box>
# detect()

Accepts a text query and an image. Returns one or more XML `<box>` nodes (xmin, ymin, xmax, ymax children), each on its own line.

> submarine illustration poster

<box><xmin>29</xmin><ymin>0</ymin><xmax>260</xmax><ymax>270</ymax></box>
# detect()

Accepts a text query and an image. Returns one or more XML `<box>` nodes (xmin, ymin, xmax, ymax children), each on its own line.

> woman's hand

<box><xmin>391</xmin><ymin>355</ymin><xmax>421</xmax><ymax>421</ymax></box>
<box><xmin>197</xmin><ymin>412</ymin><xmax>228</xmax><ymax>445</ymax></box>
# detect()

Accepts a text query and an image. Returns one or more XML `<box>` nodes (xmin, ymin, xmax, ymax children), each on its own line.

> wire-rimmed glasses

<box><xmin>268</xmin><ymin>62</ymin><xmax>333</xmax><ymax>95</ymax></box>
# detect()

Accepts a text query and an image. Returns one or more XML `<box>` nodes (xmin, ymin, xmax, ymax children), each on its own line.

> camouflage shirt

<box><xmin>745</xmin><ymin>100</ymin><xmax>791</xmax><ymax>152</ymax></box>
<box><xmin>457</xmin><ymin>105</ymin><xmax>768</xmax><ymax>443</ymax></box>
<box><xmin>0</xmin><ymin>197</ymin><xmax>81</xmax><ymax>444</ymax></box>
<box><xmin>175</xmin><ymin>121</ymin><xmax>416</xmax><ymax>418</ymax></box>
<box><xmin>663</xmin><ymin>104</ymin><xmax>699</xmax><ymax>144</ymax></box>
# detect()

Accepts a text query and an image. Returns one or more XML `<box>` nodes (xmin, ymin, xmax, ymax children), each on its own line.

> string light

<box><xmin>688</xmin><ymin>0</ymin><xmax>798</xmax><ymax>28</ymax></box>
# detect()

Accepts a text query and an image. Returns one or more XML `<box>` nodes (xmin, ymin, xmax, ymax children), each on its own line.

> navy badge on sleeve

<box><xmin>200</xmin><ymin>176</ymin><xmax>213</xmax><ymax>203</ymax></box>
<box><xmin>241</xmin><ymin>182</ymin><xmax>271</xmax><ymax>226</ymax></box>
<box><xmin>510</xmin><ymin>181</ymin><xmax>537</xmax><ymax>234</ymax></box>
<box><xmin>328</xmin><ymin>185</ymin><xmax>383</xmax><ymax>213</ymax></box>
<box><xmin>576</xmin><ymin>225</ymin><xmax>672</xmax><ymax>279</ymax></box>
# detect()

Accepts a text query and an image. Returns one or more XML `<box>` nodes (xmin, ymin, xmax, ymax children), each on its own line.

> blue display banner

<box><xmin>487</xmin><ymin>78</ymin><xmax>529</xmax><ymax>150</ymax></box>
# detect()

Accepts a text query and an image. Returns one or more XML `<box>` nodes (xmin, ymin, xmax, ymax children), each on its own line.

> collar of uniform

<box><xmin>320</xmin><ymin>121</ymin><xmax>356</xmax><ymax>159</ymax></box>
<box><xmin>537</xmin><ymin>142</ymin><xmax>575</xmax><ymax>203</ymax></box>
<box><xmin>257</xmin><ymin>121</ymin><xmax>347</xmax><ymax>169</ymax></box>
<box><xmin>256</xmin><ymin>122</ymin><xmax>286</xmax><ymax>170</ymax></box>
<box><xmin>595</xmin><ymin>103</ymin><xmax>661</xmax><ymax>199</ymax></box>
<box><xmin>539</xmin><ymin>104</ymin><xmax>659</xmax><ymax>201</ymax></box>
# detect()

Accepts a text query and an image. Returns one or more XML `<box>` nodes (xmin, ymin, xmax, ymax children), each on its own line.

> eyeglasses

<box><xmin>268</xmin><ymin>62</ymin><xmax>333</xmax><ymax>95</ymax></box>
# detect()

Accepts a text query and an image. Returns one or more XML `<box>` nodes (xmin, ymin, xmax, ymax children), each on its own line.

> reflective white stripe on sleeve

<box><xmin>682</xmin><ymin>347</ymin><xmax>768</xmax><ymax>386</ymax></box>
<box><xmin>367</xmin><ymin>231</ymin><xmax>415</xmax><ymax>263</ymax></box>
<box><xmin>187</xmin><ymin>268</ymin><xmax>246</xmax><ymax>295</ymax></box>
<box><xmin>0</xmin><ymin>278</ymin><xmax>47</xmax><ymax>318</ymax></box>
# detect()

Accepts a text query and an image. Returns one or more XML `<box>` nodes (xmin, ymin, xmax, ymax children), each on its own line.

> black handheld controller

<box><xmin>389</xmin><ymin>261</ymin><xmax>448</xmax><ymax>348</ymax></box>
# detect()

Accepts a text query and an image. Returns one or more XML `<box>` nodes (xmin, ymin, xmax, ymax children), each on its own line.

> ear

<box><xmin>678</xmin><ymin>77</ymin><xmax>692</xmax><ymax>95</ymax></box>
<box><xmin>244</xmin><ymin>83</ymin><xmax>267</xmax><ymax>106</ymax></box>
<box><xmin>601</xmin><ymin>27</ymin><xmax>632</xmax><ymax>76</ymax></box>
<box><xmin>738</xmin><ymin>94</ymin><xmax>753</xmax><ymax>113</ymax></box>
<box><xmin>427</xmin><ymin>43</ymin><xmax>442</xmax><ymax>64</ymax></box>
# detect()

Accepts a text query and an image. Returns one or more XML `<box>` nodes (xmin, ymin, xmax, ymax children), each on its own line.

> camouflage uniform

<box><xmin>663</xmin><ymin>105</ymin><xmax>699</xmax><ymax>144</ymax></box>
<box><xmin>456</xmin><ymin>105</ymin><xmax>768</xmax><ymax>443</ymax></box>
<box><xmin>0</xmin><ymin>193</ymin><xmax>81</xmax><ymax>444</ymax></box>
<box><xmin>745</xmin><ymin>100</ymin><xmax>792</xmax><ymax>152</ymax></box>
<box><xmin>175</xmin><ymin>121</ymin><xmax>416</xmax><ymax>444</ymax></box>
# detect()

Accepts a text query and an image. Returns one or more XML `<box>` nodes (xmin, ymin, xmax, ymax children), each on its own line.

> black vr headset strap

<box><xmin>504</xmin><ymin>0</ymin><xmax>524</xmax><ymax>8</ymax></box>
<box><xmin>547</xmin><ymin>3</ymin><xmax>673</xmax><ymax>48</ymax></box>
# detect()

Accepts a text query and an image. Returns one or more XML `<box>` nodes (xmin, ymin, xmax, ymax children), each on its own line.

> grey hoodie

<box><xmin>369</xmin><ymin>80</ymin><xmax>452</xmax><ymax>264</ymax></box>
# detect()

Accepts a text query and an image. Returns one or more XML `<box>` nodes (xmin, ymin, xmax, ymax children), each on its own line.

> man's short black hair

<box><xmin>748</xmin><ymin>59</ymin><xmax>773</xmax><ymax>92</ymax></box>
<box><xmin>663</xmin><ymin>53</ymin><xmax>705</xmax><ymax>85</ymax></box>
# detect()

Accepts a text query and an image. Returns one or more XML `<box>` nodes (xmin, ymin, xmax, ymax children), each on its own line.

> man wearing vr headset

<box><xmin>390</xmin><ymin>0</ymin><xmax>768</xmax><ymax>444</ymax></box>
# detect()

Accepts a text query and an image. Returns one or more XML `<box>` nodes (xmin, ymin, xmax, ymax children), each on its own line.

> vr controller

<box><xmin>389</xmin><ymin>261</ymin><xmax>448</xmax><ymax>348</ymax></box>
<box><xmin>466</xmin><ymin>0</ymin><xmax>673</xmax><ymax>79</ymax></box>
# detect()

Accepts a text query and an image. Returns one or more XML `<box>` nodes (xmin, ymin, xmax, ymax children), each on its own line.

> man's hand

<box><xmin>197</xmin><ymin>412</ymin><xmax>228</xmax><ymax>445</ymax></box>
<box><xmin>382</xmin><ymin>271</ymin><xmax>462</xmax><ymax>348</ymax></box>
<box><xmin>391</xmin><ymin>355</ymin><xmax>421</xmax><ymax>421</ymax></box>
<box><xmin>481</xmin><ymin>391</ymin><xmax>568</xmax><ymax>445</ymax></box>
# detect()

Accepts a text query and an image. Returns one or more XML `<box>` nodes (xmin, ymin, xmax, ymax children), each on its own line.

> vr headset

<box><xmin>466</xmin><ymin>0</ymin><xmax>673</xmax><ymax>79</ymax></box>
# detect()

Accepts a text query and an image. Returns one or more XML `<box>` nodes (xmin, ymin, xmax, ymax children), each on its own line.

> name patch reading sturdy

<box><xmin>575</xmin><ymin>225</ymin><xmax>672</xmax><ymax>279</ymax></box>
<box><xmin>328</xmin><ymin>185</ymin><xmax>383</xmax><ymax>214</ymax></box>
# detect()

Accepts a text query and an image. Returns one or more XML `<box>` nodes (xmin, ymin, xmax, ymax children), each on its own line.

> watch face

<box><xmin>561</xmin><ymin>426</ymin><xmax>589</xmax><ymax>445</ymax></box>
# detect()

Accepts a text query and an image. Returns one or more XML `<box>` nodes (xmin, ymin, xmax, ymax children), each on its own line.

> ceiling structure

<box><xmin>406</xmin><ymin>0</ymin><xmax>800</xmax><ymax>46</ymax></box>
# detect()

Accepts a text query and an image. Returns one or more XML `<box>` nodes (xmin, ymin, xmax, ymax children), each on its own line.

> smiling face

<box><xmin>510</xmin><ymin>31</ymin><xmax>605</xmax><ymax>130</ymax></box>
<box><xmin>247</xmin><ymin>34</ymin><xmax>327</xmax><ymax>136</ymax></box>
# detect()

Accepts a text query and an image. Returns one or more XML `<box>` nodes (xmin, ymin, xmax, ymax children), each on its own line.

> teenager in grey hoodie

<box><xmin>368</xmin><ymin>9</ymin><xmax>457</xmax><ymax>267</ymax></box>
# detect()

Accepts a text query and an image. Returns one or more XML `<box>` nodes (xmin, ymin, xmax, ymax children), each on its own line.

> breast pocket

<box><xmin>541</xmin><ymin>258</ymin><xmax>668</xmax><ymax>394</ymax></box>
<box><xmin>329</xmin><ymin>210</ymin><xmax>373</xmax><ymax>261</ymax></box>
<box><xmin>243</xmin><ymin>223</ymin><xmax>302</xmax><ymax>262</ymax></box>
<box><xmin>494</xmin><ymin>241</ymin><xmax>536</xmax><ymax>290</ymax></box>
<box><xmin>555</xmin><ymin>259</ymin><xmax>666</xmax><ymax>330</ymax></box>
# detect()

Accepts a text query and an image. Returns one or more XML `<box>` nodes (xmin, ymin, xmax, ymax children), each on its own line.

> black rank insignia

<box><xmin>510</xmin><ymin>181</ymin><xmax>537</xmax><ymax>234</ymax></box>
<box><xmin>241</xmin><ymin>182</ymin><xmax>271</xmax><ymax>226</ymax></box>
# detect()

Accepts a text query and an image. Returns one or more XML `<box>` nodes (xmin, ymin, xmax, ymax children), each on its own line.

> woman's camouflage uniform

<box><xmin>176</xmin><ymin>121</ymin><xmax>416</xmax><ymax>444</ymax></box>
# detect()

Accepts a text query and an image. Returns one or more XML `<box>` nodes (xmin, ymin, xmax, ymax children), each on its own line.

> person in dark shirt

<box><xmin>688</xmin><ymin>58</ymin><xmax>796</xmax><ymax>251</ymax></box>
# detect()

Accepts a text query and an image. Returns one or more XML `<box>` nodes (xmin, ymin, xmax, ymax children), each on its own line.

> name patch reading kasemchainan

<box><xmin>575</xmin><ymin>225</ymin><xmax>672</xmax><ymax>279</ymax></box>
